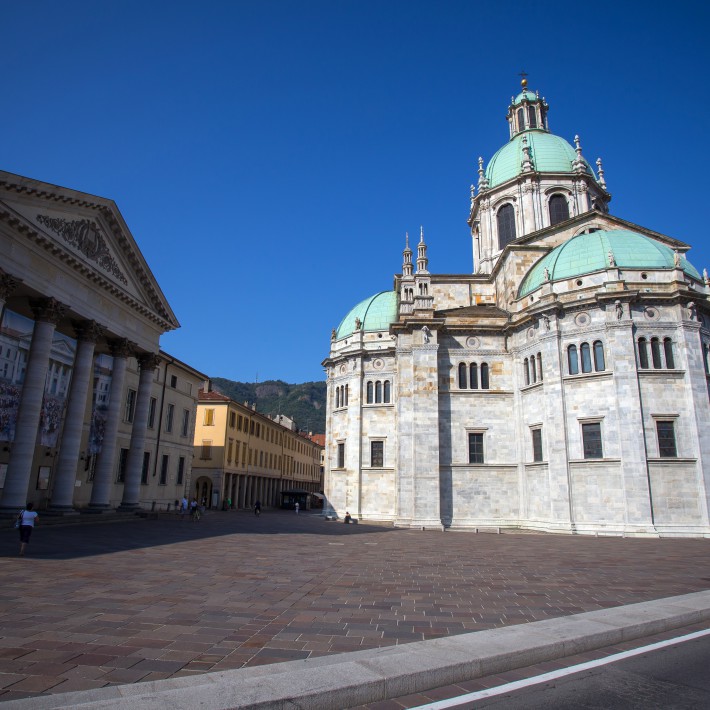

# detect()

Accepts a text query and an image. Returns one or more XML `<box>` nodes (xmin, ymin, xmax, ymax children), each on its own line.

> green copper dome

<box><xmin>512</xmin><ymin>90</ymin><xmax>537</xmax><ymax>105</ymax></box>
<box><xmin>335</xmin><ymin>291</ymin><xmax>398</xmax><ymax>339</ymax></box>
<box><xmin>485</xmin><ymin>131</ymin><xmax>594</xmax><ymax>188</ymax></box>
<box><xmin>519</xmin><ymin>229</ymin><xmax>701</xmax><ymax>297</ymax></box>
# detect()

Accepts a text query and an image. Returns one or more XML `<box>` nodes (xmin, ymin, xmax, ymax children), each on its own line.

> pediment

<box><xmin>0</xmin><ymin>171</ymin><xmax>178</xmax><ymax>332</ymax></box>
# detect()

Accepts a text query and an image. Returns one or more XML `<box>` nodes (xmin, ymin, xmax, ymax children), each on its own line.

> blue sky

<box><xmin>3</xmin><ymin>1</ymin><xmax>709</xmax><ymax>383</ymax></box>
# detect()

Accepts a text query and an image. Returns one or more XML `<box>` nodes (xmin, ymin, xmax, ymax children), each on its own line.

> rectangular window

<box><xmin>229</xmin><ymin>411</ymin><xmax>236</xmax><ymax>428</ymax></box>
<box><xmin>181</xmin><ymin>409</ymin><xmax>190</xmax><ymax>437</ymax></box>
<box><xmin>337</xmin><ymin>442</ymin><xmax>345</xmax><ymax>468</ymax></box>
<box><xmin>177</xmin><ymin>456</ymin><xmax>185</xmax><ymax>485</ymax></box>
<box><xmin>204</xmin><ymin>408</ymin><xmax>215</xmax><ymax>426</ymax></box>
<box><xmin>124</xmin><ymin>389</ymin><xmax>137</xmax><ymax>423</ymax></box>
<box><xmin>148</xmin><ymin>397</ymin><xmax>157</xmax><ymax>429</ymax></box>
<box><xmin>159</xmin><ymin>454</ymin><xmax>169</xmax><ymax>484</ymax></box>
<box><xmin>165</xmin><ymin>403</ymin><xmax>174</xmax><ymax>433</ymax></box>
<box><xmin>227</xmin><ymin>439</ymin><xmax>233</xmax><ymax>464</ymax></box>
<box><xmin>201</xmin><ymin>440</ymin><xmax>212</xmax><ymax>459</ymax></box>
<box><xmin>117</xmin><ymin>447</ymin><xmax>129</xmax><ymax>483</ymax></box>
<box><xmin>170</xmin><ymin>374</ymin><xmax>177</xmax><ymax>388</ymax></box>
<box><xmin>141</xmin><ymin>451</ymin><xmax>150</xmax><ymax>484</ymax></box>
<box><xmin>468</xmin><ymin>433</ymin><xmax>484</xmax><ymax>464</ymax></box>
<box><xmin>582</xmin><ymin>422</ymin><xmax>603</xmax><ymax>459</ymax></box>
<box><xmin>532</xmin><ymin>428</ymin><xmax>543</xmax><ymax>462</ymax></box>
<box><xmin>237</xmin><ymin>415</ymin><xmax>243</xmax><ymax>431</ymax></box>
<box><xmin>656</xmin><ymin>420</ymin><xmax>677</xmax><ymax>458</ymax></box>
<box><xmin>371</xmin><ymin>441</ymin><xmax>384</xmax><ymax>467</ymax></box>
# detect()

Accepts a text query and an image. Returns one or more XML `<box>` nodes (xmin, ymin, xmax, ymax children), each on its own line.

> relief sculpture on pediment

<box><xmin>36</xmin><ymin>214</ymin><xmax>128</xmax><ymax>285</ymax></box>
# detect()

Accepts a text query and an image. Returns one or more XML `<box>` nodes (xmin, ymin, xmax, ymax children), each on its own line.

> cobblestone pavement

<box><xmin>0</xmin><ymin>510</ymin><xmax>708</xmax><ymax>702</ymax></box>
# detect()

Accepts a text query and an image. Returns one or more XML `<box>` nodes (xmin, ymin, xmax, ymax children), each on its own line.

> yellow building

<box><xmin>192</xmin><ymin>386</ymin><xmax>323</xmax><ymax>509</ymax></box>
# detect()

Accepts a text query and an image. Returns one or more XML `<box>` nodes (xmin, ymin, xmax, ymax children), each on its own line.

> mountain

<box><xmin>210</xmin><ymin>378</ymin><xmax>327</xmax><ymax>434</ymax></box>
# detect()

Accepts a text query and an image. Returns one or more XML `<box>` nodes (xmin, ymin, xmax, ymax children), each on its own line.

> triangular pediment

<box><xmin>0</xmin><ymin>171</ymin><xmax>178</xmax><ymax>332</ymax></box>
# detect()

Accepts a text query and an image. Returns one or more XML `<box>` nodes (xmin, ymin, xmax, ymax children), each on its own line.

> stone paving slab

<box><xmin>0</xmin><ymin>510</ymin><xmax>709</xmax><ymax>703</ymax></box>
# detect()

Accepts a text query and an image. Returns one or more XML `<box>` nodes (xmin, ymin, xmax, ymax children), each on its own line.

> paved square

<box><xmin>0</xmin><ymin>510</ymin><xmax>708</xmax><ymax>702</ymax></box>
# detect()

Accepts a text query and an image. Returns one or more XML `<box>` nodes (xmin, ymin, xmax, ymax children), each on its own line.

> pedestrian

<box><xmin>18</xmin><ymin>502</ymin><xmax>38</xmax><ymax>557</ymax></box>
<box><xmin>295</xmin><ymin>501</ymin><xmax>299</xmax><ymax>515</ymax></box>
<box><xmin>190</xmin><ymin>498</ymin><xmax>198</xmax><ymax>521</ymax></box>
<box><xmin>181</xmin><ymin>496</ymin><xmax>188</xmax><ymax>519</ymax></box>
<box><xmin>344</xmin><ymin>511</ymin><xmax>352</xmax><ymax>524</ymax></box>
<box><xmin>227</xmin><ymin>497</ymin><xmax>232</xmax><ymax>509</ymax></box>
<box><xmin>254</xmin><ymin>500</ymin><xmax>261</xmax><ymax>516</ymax></box>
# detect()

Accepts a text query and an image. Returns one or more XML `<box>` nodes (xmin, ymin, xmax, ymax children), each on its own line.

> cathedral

<box><xmin>322</xmin><ymin>80</ymin><xmax>710</xmax><ymax>538</ymax></box>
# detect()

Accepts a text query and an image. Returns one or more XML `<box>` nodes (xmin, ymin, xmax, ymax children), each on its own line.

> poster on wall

<box><xmin>0</xmin><ymin>308</ymin><xmax>77</xmax><ymax>446</ymax></box>
<box><xmin>88</xmin><ymin>354</ymin><xmax>113</xmax><ymax>455</ymax></box>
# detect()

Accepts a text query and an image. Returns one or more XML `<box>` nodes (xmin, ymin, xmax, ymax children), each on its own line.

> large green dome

<box><xmin>485</xmin><ymin>131</ymin><xmax>594</xmax><ymax>188</ymax></box>
<box><xmin>519</xmin><ymin>229</ymin><xmax>701</xmax><ymax>297</ymax></box>
<box><xmin>335</xmin><ymin>291</ymin><xmax>398</xmax><ymax>339</ymax></box>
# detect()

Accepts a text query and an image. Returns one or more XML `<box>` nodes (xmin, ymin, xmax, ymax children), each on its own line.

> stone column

<box><xmin>50</xmin><ymin>321</ymin><xmax>104</xmax><ymax>512</ymax></box>
<box><xmin>119</xmin><ymin>353</ymin><xmax>160</xmax><ymax>510</ymax></box>
<box><xmin>0</xmin><ymin>298</ymin><xmax>66</xmax><ymax>512</ymax></box>
<box><xmin>89</xmin><ymin>339</ymin><xmax>133</xmax><ymax>510</ymax></box>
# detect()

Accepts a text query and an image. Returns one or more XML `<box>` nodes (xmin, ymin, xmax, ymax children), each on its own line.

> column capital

<box><xmin>29</xmin><ymin>297</ymin><xmax>66</xmax><ymax>325</ymax></box>
<box><xmin>0</xmin><ymin>269</ymin><xmax>21</xmax><ymax>300</ymax></box>
<box><xmin>138</xmin><ymin>352</ymin><xmax>161</xmax><ymax>372</ymax></box>
<box><xmin>72</xmin><ymin>319</ymin><xmax>105</xmax><ymax>344</ymax></box>
<box><xmin>109</xmin><ymin>337</ymin><xmax>134</xmax><ymax>359</ymax></box>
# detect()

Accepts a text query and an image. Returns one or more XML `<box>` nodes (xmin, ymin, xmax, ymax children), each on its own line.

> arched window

<box><xmin>344</xmin><ymin>384</ymin><xmax>349</xmax><ymax>406</ymax></box>
<box><xmin>530</xmin><ymin>356</ymin><xmax>536</xmax><ymax>383</ymax></box>
<box><xmin>517</xmin><ymin>107</ymin><xmax>525</xmax><ymax>131</ymax></box>
<box><xmin>366</xmin><ymin>381</ymin><xmax>373</xmax><ymax>404</ymax></box>
<box><xmin>527</xmin><ymin>106</ymin><xmax>537</xmax><ymax>129</ymax></box>
<box><xmin>458</xmin><ymin>363</ymin><xmax>467</xmax><ymax>389</ymax></box>
<box><xmin>651</xmin><ymin>337</ymin><xmax>662</xmax><ymax>369</ymax></box>
<box><xmin>704</xmin><ymin>344</ymin><xmax>710</xmax><ymax>375</ymax></box>
<box><xmin>336</xmin><ymin>387</ymin><xmax>341</xmax><ymax>408</ymax></box>
<box><xmin>383</xmin><ymin>380</ymin><xmax>391</xmax><ymax>403</ymax></box>
<box><xmin>663</xmin><ymin>338</ymin><xmax>675</xmax><ymax>369</ymax></box>
<box><xmin>537</xmin><ymin>353</ymin><xmax>543</xmax><ymax>381</ymax></box>
<box><xmin>593</xmin><ymin>341</ymin><xmax>605</xmax><ymax>371</ymax></box>
<box><xmin>524</xmin><ymin>358</ymin><xmax>530</xmax><ymax>386</ymax></box>
<box><xmin>470</xmin><ymin>363</ymin><xmax>478</xmax><ymax>389</ymax></box>
<box><xmin>497</xmin><ymin>204</ymin><xmax>516</xmax><ymax>249</ymax></box>
<box><xmin>638</xmin><ymin>338</ymin><xmax>649</xmax><ymax>369</ymax></box>
<box><xmin>568</xmin><ymin>345</ymin><xmax>579</xmax><ymax>375</ymax></box>
<box><xmin>375</xmin><ymin>381</ymin><xmax>382</xmax><ymax>403</ymax></box>
<box><xmin>580</xmin><ymin>342</ymin><xmax>592</xmax><ymax>373</ymax></box>
<box><xmin>549</xmin><ymin>194</ymin><xmax>570</xmax><ymax>226</ymax></box>
<box><xmin>480</xmin><ymin>363</ymin><xmax>490</xmax><ymax>389</ymax></box>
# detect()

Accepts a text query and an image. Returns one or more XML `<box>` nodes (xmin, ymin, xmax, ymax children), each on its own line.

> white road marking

<box><xmin>408</xmin><ymin>627</ymin><xmax>710</xmax><ymax>709</ymax></box>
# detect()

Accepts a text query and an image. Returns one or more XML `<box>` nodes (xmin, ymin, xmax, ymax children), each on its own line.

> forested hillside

<box><xmin>211</xmin><ymin>378</ymin><xmax>327</xmax><ymax>434</ymax></box>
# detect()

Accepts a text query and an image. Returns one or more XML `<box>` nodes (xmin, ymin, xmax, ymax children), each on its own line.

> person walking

<box><xmin>295</xmin><ymin>501</ymin><xmax>299</xmax><ymax>515</ymax></box>
<box><xmin>18</xmin><ymin>502</ymin><xmax>38</xmax><ymax>557</ymax></box>
<box><xmin>181</xmin><ymin>496</ymin><xmax>188</xmax><ymax>519</ymax></box>
<box><xmin>254</xmin><ymin>500</ymin><xmax>261</xmax><ymax>516</ymax></box>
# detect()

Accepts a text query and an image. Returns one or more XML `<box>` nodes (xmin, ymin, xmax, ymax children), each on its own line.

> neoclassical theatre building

<box><xmin>0</xmin><ymin>170</ymin><xmax>206</xmax><ymax>514</ymax></box>
<box><xmin>323</xmin><ymin>81</ymin><xmax>710</xmax><ymax>537</ymax></box>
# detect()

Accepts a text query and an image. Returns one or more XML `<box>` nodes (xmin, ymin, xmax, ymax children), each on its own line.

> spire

<box><xmin>402</xmin><ymin>232</ymin><xmax>413</xmax><ymax>277</ymax></box>
<box><xmin>596</xmin><ymin>157</ymin><xmax>607</xmax><ymax>189</ymax></box>
<box><xmin>477</xmin><ymin>156</ymin><xmax>489</xmax><ymax>191</ymax></box>
<box><xmin>416</xmin><ymin>226</ymin><xmax>429</xmax><ymax>274</ymax></box>
<box><xmin>572</xmin><ymin>135</ymin><xmax>587</xmax><ymax>174</ymax></box>
<box><xmin>521</xmin><ymin>135</ymin><xmax>534</xmax><ymax>172</ymax></box>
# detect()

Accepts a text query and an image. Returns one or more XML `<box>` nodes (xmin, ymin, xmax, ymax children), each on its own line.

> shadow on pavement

<box><xmin>0</xmin><ymin>509</ymin><xmax>399</xmax><ymax>560</ymax></box>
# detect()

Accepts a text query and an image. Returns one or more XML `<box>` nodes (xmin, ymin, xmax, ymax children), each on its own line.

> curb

<box><xmin>7</xmin><ymin>590</ymin><xmax>710</xmax><ymax>709</ymax></box>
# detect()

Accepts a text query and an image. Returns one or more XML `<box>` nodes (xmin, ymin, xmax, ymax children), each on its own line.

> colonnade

<box><xmin>221</xmin><ymin>473</ymin><xmax>320</xmax><ymax>510</ymax></box>
<box><xmin>0</xmin><ymin>285</ymin><xmax>159</xmax><ymax>514</ymax></box>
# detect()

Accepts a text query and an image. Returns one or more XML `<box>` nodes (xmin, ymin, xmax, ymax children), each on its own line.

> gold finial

<box><xmin>519</xmin><ymin>70</ymin><xmax>528</xmax><ymax>89</ymax></box>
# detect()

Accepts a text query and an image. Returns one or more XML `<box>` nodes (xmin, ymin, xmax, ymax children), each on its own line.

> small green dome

<box><xmin>519</xmin><ymin>229</ymin><xmax>701</xmax><ymax>297</ymax></box>
<box><xmin>485</xmin><ymin>131</ymin><xmax>594</xmax><ymax>188</ymax></box>
<box><xmin>513</xmin><ymin>90</ymin><xmax>537</xmax><ymax>105</ymax></box>
<box><xmin>335</xmin><ymin>291</ymin><xmax>398</xmax><ymax>339</ymax></box>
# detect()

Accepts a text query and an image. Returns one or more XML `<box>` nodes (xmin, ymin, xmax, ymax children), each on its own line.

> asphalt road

<box><xmin>465</xmin><ymin>632</ymin><xmax>710</xmax><ymax>709</ymax></box>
